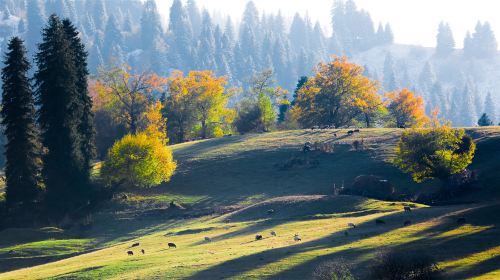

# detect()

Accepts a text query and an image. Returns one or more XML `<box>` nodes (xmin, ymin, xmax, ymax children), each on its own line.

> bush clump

<box><xmin>313</xmin><ymin>258</ymin><xmax>355</xmax><ymax>280</ymax></box>
<box><xmin>370</xmin><ymin>249</ymin><xmax>441</xmax><ymax>280</ymax></box>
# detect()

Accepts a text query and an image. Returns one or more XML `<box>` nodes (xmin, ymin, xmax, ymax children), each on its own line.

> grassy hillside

<box><xmin>0</xmin><ymin>128</ymin><xmax>499</xmax><ymax>279</ymax></box>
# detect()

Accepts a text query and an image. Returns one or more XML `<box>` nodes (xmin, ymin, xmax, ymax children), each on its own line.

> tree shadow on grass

<box><xmin>185</xmin><ymin>206</ymin><xmax>452</xmax><ymax>279</ymax></box>
<box><xmin>273</xmin><ymin>203</ymin><xmax>500</xmax><ymax>280</ymax></box>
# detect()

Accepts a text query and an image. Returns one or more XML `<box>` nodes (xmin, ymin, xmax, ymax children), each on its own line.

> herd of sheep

<box><xmin>125</xmin><ymin>205</ymin><xmax>468</xmax><ymax>256</ymax></box>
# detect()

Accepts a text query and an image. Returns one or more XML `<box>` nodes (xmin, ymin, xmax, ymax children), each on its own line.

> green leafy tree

<box><xmin>477</xmin><ymin>113</ymin><xmax>493</xmax><ymax>126</ymax></box>
<box><xmin>258</xmin><ymin>93</ymin><xmax>276</xmax><ymax>132</ymax></box>
<box><xmin>395</xmin><ymin>126</ymin><xmax>476</xmax><ymax>184</ymax></box>
<box><xmin>102</xmin><ymin>133</ymin><xmax>176</xmax><ymax>188</ymax></box>
<box><xmin>1</xmin><ymin>37</ymin><xmax>41</xmax><ymax>208</ymax></box>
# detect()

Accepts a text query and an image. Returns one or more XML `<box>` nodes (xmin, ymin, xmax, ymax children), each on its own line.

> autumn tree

<box><xmin>95</xmin><ymin>65</ymin><xmax>168</xmax><ymax>134</ymax></box>
<box><xmin>385</xmin><ymin>89</ymin><xmax>428</xmax><ymax>128</ymax></box>
<box><xmin>395</xmin><ymin>126</ymin><xmax>476</xmax><ymax>185</ymax></box>
<box><xmin>163</xmin><ymin>70</ymin><xmax>234</xmax><ymax>143</ymax></box>
<box><xmin>292</xmin><ymin>56</ymin><xmax>381</xmax><ymax>128</ymax></box>
<box><xmin>101</xmin><ymin>133</ymin><xmax>176</xmax><ymax>189</ymax></box>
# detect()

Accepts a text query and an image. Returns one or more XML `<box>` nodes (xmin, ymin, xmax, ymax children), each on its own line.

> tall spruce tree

<box><xmin>63</xmin><ymin>19</ymin><xmax>96</xmax><ymax>179</ymax></box>
<box><xmin>26</xmin><ymin>0</ymin><xmax>45</xmax><ymax>55</ymax></box>
<box><xmin>34</xmin><ymin>15</ymin><xmax>90</xmax><ymax>215</ymax></box>
<box><xmin>1</xmin><ymin>37</ymin><xmax>41</xmax><ymax>208</ymax></box>
<box><xmin>484</xmin><ymin>92</ymin><xmax>497</xmax><ymax>124</ymax></box>
<box><xmin>436</xmin><ymin>22</ymin><xmax>455</xmax><ymax>57</ymax></box>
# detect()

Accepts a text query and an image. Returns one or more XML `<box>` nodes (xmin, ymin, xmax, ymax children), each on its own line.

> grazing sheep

<box><xmin>375</xmin><ymin>219</ymin><xmax>386</xmax><ymax>225</ymax></box>
<box><xmin>457</xmin><ymin>217</ymin><xmax>467</xmax><ymax>224</ymax></box>
<box><xmin>168</xmin><ymin>243</ymin><xmax>177</xmax><ymax>248</ymax></box>
<box><xmin>294</xmin><ymin>234</ymin><xmax>302</xmax><ymax>241</ymax></box>
<box><xmin>270</xmin><ymin>231</ymin><xmax>277</xmax><ymax>237</ymax></box>
<box><xmin>204</xmin><ymin>237</ymin><xmax>212</xmax><ymax>242</ymax></box>
<box><xmin>267</xmin><ymin>209</ymin><xmax>275</xmax><ymax>215</ymax></box>
<box><xmin>255</xmin><ymin>235</ymin><xmax>263</xmax><ymax>241</ymax></box>
<box><xmin>404</xmin><ymin>220</ymin><xmax>412</xmax><ymax>226</ymax></box>
<box><xmin>333</xmin><ymin>133</ymin><xmax>338</xmax><ymax>138</ymax></box>
<box><xmin>348</xmin><ymin>223</ymin><xmax>356</xmax><ymax>228</ymax></box>
<box><xmin>404</xmin><ymin>206</ymin><xmax>412</xmax><ymax>212</ymax></box>
<box><xmin>127</xmin><ymin>251</ymin><xmax>134</xmax><ymax>256</ymax></box>
<box><xmin>141</xmin><ymin>249</ymin><xmax>145</xmax><ymax>254</ymax></box>
<box><xmin>131</xmin><ymin>242</ymin><xmax>140</xmax><ymax>247</ymax></box>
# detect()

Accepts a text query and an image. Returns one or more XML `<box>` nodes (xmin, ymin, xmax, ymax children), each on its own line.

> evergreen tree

<box><xmin>141</xmin><ymin>0</ymin><xmax>163</xmax><ymax>51</ymax></box>
<box><xmin>458</xmin><ymin>85</ymin><xmax>477</xmax><ymax>127</ymax></box>
<box><xmin>26</xmin><ymin>0</ymin><xmax>45</xmax><ymax>54</ymax></box>
<box><xmin>34</xmin><ymin>15</ymin><xmax>90</xmax><ymax>215</ymax></box>
<box><xmin>464</xmin><ymin>21</ymin><xmax>498</xmax><ymax>59</ymax></box>
<box><xmin>383</xmin><ymin>23</ymin><xmax>394</xmax><ymax>44</ymax></box>
<box><xmin>197</xmin><ymin>10</ymin><xmax>217</xmax><ymax>71</ymax></box>
<box><xmin>383</xmin><ymin>52</ymin><xmax>397</xmax><ymax>91</ymax></box>
<box><xmin>92</xmin><ymin>0</ymin><xmax>107</xmax><ymax>31</ymax></box>
<box><xmin>187</xmin><ymin>0</ymin><xmax>202</xmax><ymax>38</ymax></box>
<box><xmin>102</xmin><ymin>15</ymin><xmax>124</xmax><ymax>64</ymax></box>
<box><xmin>478</xmin><ymin>113</ymin><xmax>493</xmax><ymax>126</ymax></box>
<box><xmin>418</xmin><ymin>62</ymin><xmax>435</xmax><ymax>99</ymax></box>
<box><xmin>436</xmin><ymin>22</ymin><xmax>455</xmax><ymax>57</ymax></box>
<box><xmin>289</xmin><ymin>13</ymin><xmax>309</xmax><ymax>53</ymax></box>
<box><xmin>168</xmin><ymin>0</ymin><xmax>194</xmax><ymax>71</ymax></box>
<box><xmin>292</xmin><ymin>76</ymin><xmax>308</xmax><ymax>105</ymax></box>
<box><xmin>484</xmin><ymin>92</ymin><xmax>497</xmax><ymax>124</ymax></box>
<box><xmin>1</xmin><ymin>37</ymin><xmax>41</xmax><ymax>208</ymax></box>
<box><xmin>62</xmin><ymin>19</ymin><xmax>96</xmax><ymax>179</ymax></box>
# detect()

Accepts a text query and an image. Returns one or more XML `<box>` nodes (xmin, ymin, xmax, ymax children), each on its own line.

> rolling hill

<box><xmin>0</xmin><ymin>127</ymin><xmax>499</xmax><ymax>279</ymax></box>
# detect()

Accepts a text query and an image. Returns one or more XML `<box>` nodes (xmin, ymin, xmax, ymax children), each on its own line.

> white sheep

<box><xmin>294</xmin><ymin>234</ymin><xmax>301</xmax><ymax>241</ymax></box>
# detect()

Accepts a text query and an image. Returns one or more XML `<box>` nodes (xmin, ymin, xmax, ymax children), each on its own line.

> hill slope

<box><xmin>0</xmin><ymin>128</ymin><xmax>500</xmax><ymax>279</ymax></box>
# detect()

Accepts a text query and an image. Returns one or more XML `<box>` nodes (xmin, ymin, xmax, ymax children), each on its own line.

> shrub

<box><xmin>313</xmin><ymin>258</ymin><xmax>355</xmax><ymax>280</ymax></box>
<box><xmin>370</xmin><ymin>249</ymin><xmax>441</xmax><ymax>280</ymax></box>
<box><xmin>102</xmin><ymin>133</ymin><xmax>177</xmax><ymax>188</ymax></box>
<box><xmin>343</xmin><ymin>175</ymin><xmax>395</xmax><ymax>200</ymax></box>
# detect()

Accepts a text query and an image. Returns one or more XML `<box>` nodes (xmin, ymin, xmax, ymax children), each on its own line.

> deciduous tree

<box><xmin>385</xmin><ymin>89</ymin><xmax>428</xmax><ymax>128</ymax></box>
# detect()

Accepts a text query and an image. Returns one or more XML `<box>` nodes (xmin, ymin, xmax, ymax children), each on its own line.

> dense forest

<box><xmin>0</xmin><ymin>0</ymin><xmax>498</xmax><ymax>127</ymax></box>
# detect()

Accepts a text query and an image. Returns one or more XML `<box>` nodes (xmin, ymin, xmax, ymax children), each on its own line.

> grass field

<box><xmin>0</xmin><ymin>127</ymin><xmax>499</xmax><ymax>279</ymax></box>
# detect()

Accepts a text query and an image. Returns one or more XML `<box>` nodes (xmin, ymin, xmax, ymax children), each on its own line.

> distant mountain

<box><xmin>0</xmin><ymin>0</ymin><xmax>497</xmax><ymax>125</ymax></box>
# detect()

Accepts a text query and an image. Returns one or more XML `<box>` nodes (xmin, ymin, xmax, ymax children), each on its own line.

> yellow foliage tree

<box><xmin>102</xmin><ymin>133</ymin><xmax>176</xmax><ymax>188</ymax></box>
<box><xmin>385</xmin><ymin>89</ymin><xmax>429</xmax><ymax>128</ymax></box>
<box><xmin>292</xmin><ymin>56</ymin><xmax>382</xmax><ymax>128</ymax></box>
<box><xmin>164</xmin><ymin>71</ymin><xmax>234</xmax><ymax>142</ymax></box>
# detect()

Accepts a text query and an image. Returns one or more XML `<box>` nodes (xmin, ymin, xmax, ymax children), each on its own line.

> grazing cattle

<box><xmin>311</xmin><ymin>126</ymin><xmax>320</xmax><ymax>130</ymax></box>
<box><xmin>141</xmin><ymin>249</ymin><xmax>145</xmax><ymax>254</ymax></box>
<box><xmin>333</xmin><ymin>133</ymin><xmax>338</xmax><ymax>138</ymax></box>
<box><xmin>404</xmin><ymin>206</ymin><xmax>412</xmax><ymax>212</ymax></box>
<box><xmin>347</xmin><ymin>130</ymin><xmax>354</xmax><ymax>135</ymax></box>
<box><xmin>255</xmin><ymin>235</ymin><xmax>263</xmax><ymax>240</ymax></box>
<box><xmin>267</xmin><ymin>209</ymin><xmax>275</xmax><ymax>215</ymax></box>
<box><xmin>294</xmin><ymin>234</ymin><xmax>301</xmax><ymax>241</ymax></box>
<box><xmin>457</xmin><ymin>217</ymin><xmax>467</xmax><ymax>224</ymax></box>
<box><xmin>204</xmin><ymin>237</ymin><xmax>212</xmax><ymax>242</ymax></box>
<box><xmin>375</xmin><ymin>219</ymin><xmax>386</xmax><ymax>225</ymax></box>
<box><xmin>127</xmin><ymin>251</ymin><xmax>134</xmax><ymax>256</ymax></box>
<box><xmin>270</xmin><ymin>231</ymin><xmax>277</xmax><ymax>237</ymax></box>
<box><xmin>168</xmin><ymin>243</ymin><xmax>177</xmax><ymax>248</ymax></box>
<box><xmin>131</xmin><ymin>242</ymin><xmax>140</xmax><ymax>247</ymax></box>
<box><xmin>404</xmin><ymin>220</ymin><xmax>412</xmax><ymax>226</ymax></box>
<box><xmin>354</xmin><ymin>129</ymin><xmax>360</xmax><ymax>133</ymax></box>
<box><xmin>348</xmin><ymin>223</ymin><xmax>356</xmax><ymax>228</ymax></box>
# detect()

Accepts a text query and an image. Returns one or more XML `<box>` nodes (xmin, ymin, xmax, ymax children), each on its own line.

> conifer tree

<box><xmin>1</xmin><ymin>37</ymin><xmax>41</xmax><ymax>208</ymax></box>
<box><xmin>484</xmin><ymin>92</ymin><xmax>497</xmax><ymax>124</ymax></box>
<box><xmin>35</xmin><ymin>15</ymin><xmax>90</xmax><ymax>214</ymax></box>
<box><xmin>63</xmin><ymin>19</ymin><xmax>96</xmax><ymax>179</ymax></box>
<box><xmin>478</xmin><ymin>113</ymin><xmax>493</xmax><ymax>126</ymax></box>
<box><xmin>26</xmin><ymin>0</ymin><xmax>45</xmax><ymax>54</ymax></box>
<box><xmin>436</xmin><ymin>22</ymin><xmax>455</xmax><ymax>57</ymax></box>
<box><xmin>383</xmin><ymin>52</ymin><xmax>397</xmax><ymax>91</ymax></box>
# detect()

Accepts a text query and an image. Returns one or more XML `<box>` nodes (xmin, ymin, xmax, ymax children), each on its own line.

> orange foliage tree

<box><xmin>93</xmin><ymin>65</ymin><xmax>168</xmax><ymax>134</ymax></box>
<box><xmin>385</xmin><ymin>89</ymin><xmax>428</xmax><ymax>128</ymax></box>
<box><xmin>292</xmin><ymin>56</ymin><xmax>382</xmax><ymax>128</ymax></box>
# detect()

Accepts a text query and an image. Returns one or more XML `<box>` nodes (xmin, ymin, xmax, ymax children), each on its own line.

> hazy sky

<box><xmin>155</xmin><ymin>0</ymin><xmax>500</xmax><ymax>47</ymax></box>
